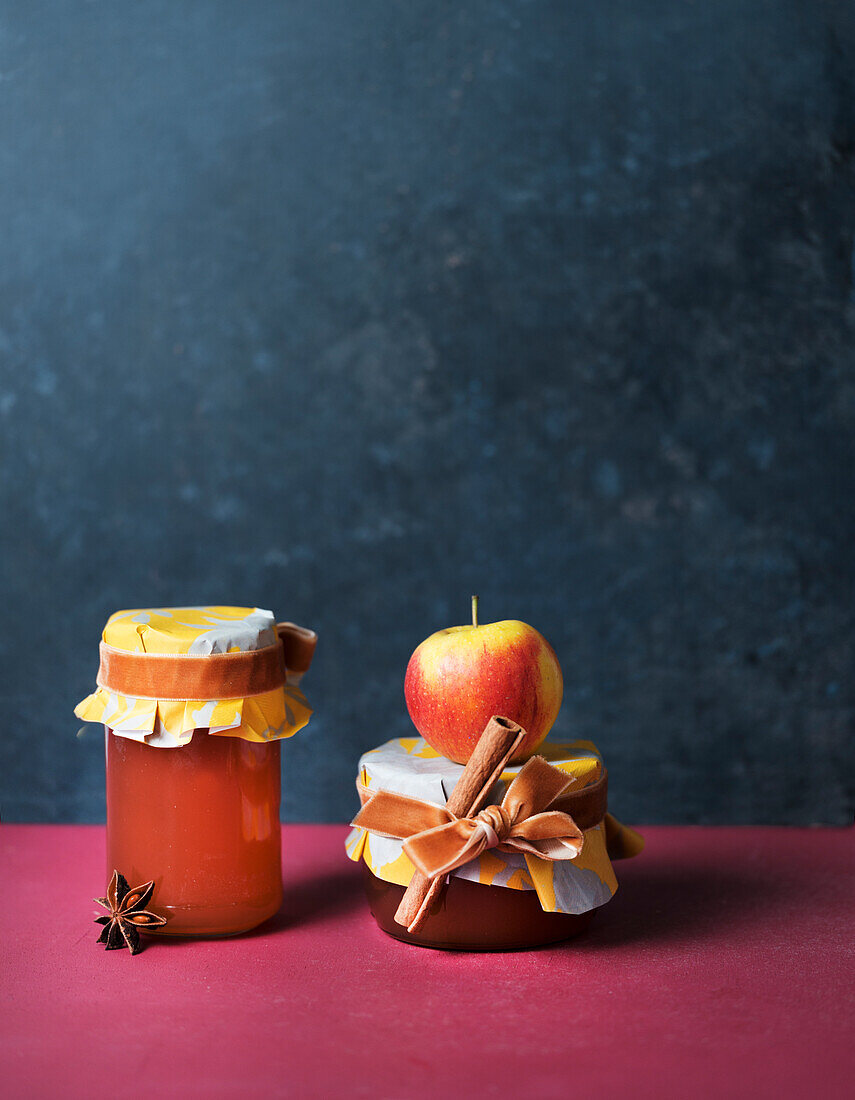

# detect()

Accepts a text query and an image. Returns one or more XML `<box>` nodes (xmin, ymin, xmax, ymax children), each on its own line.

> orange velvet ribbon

<box><xmin>97</xmin><ymin>622</ymin><xmax>316</xmax><ymax>701</ymax></box>
<box><xmin>352</xmin><ymin>756</ymin><xmax>608</xmax><ymax>880</ymax></box>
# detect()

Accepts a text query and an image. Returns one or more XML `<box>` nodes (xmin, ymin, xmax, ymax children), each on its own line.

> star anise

<box><xmin>94</xmin><ymin>870</ymin><xmax>167</xmax><ymax>954</ymax></box>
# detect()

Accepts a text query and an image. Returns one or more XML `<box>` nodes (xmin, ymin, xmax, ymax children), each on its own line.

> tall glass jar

<box><xmin>76</xmin><ymin>606</ymin><xmax>316</xmax><ymax>936</ymax></box>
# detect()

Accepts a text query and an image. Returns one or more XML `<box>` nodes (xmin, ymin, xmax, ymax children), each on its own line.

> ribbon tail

<box><xmin>403</xmin><ymin>820</ymin><xmax>487</xmax><ymax>879</ymax></box>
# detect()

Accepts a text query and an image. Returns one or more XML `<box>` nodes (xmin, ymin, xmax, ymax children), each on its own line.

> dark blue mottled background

<box><xmin>1</xmin><ymin>1</ymin><xmax>853</xmax><ymax>824</ymax></box>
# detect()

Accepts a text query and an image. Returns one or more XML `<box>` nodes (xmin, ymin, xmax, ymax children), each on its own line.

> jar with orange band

<box><xmin>75</xmin><ymin>607</ymin><xmax>316</xmax><ymax>935</ymax></box>
<box><xmin>347</xmin><ymin>728</ymin><xmax>643</xmax><ymax>950</ymax></box>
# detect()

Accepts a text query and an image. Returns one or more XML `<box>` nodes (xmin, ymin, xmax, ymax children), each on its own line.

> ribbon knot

<box><xmin>353</xmin><ymin>755</ymin><xmax>607</xmax><ymax>882</ymax></box>
<box><xmin>472</xmin><ymin>805</ymin><xmax>510</xmax><ymax>850</ymax></box>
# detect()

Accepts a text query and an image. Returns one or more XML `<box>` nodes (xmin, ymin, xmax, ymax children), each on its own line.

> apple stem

<box><xmin>471</xmin><ymin>594</ymin><xmax>479</xmax><ymax>628</ymax></box>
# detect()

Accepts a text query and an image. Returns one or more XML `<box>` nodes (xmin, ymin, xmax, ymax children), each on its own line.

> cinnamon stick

<box><xmin>394</xmin><ymin>715</ymin><xmax>528</xmax><ymax>932</ymax></box>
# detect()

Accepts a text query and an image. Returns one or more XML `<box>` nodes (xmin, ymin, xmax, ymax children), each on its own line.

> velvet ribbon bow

<box><xmin>352</xmin><ymin>755</ymin><xmax>603</xmax><ymax>880</ymax></box>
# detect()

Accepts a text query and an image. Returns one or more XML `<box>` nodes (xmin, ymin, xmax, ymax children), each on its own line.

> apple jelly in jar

<box><xmin>76</xmin><ymin>606</ymin><xmax>317</xmax><ymax>936</ymax></box>
<box><xmin>347</xmin><ymin>736</ymin><xmax>644</xmax><ymax>951</ymax></box>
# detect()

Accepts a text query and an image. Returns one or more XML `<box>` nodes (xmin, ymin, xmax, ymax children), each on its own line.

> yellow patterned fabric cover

<box><xmin>75</xmin><ymin>606</ymin><xmax>312</xmax><ymax>748</ymax></box>
<box><xmin>346</xmin><ymin>737</ymin><xmax>642</xmax><ymax>916</ymax></box>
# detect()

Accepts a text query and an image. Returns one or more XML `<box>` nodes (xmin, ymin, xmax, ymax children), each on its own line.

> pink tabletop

<box><xmin>1</xmin><ymin>824</ymin><xmax>852</xmax><ymax>1099</ymax></box>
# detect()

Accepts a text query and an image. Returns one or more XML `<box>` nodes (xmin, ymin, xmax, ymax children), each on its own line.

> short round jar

<box><xmin>76</xmin><ymin>606</ymin><xmax>316</xmax><ymax>936</ymax></box>
<box><xmin>361</xmin><ymin>864</ymin><xmax>594</xmax><ymax>950</ymax></box>
<box><xmin>347</xmin><ymin>737</ymin><xmax>642</xmax><ymax>951</ymax></box>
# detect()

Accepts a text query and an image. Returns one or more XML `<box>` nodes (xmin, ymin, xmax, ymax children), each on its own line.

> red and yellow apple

<box><xmin>404</xmin><ymin>600</ymin><xmax>563</xmax><ymax>764</ymax></box>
